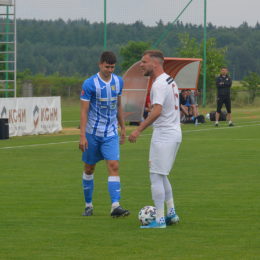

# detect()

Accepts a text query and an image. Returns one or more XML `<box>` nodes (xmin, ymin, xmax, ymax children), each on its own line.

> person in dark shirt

<box><xmin>215</xmin><ymin>67</ymin><xmax>234</xmax><ymax>127</ymax></box>
<box><xmin>143</xmin><ymin>92</ymin><xmax>151</xmax><ymax>119</ymax></box>
<box><xmin>179</xmin><ymin>89</ymin><xmax>189</xmax><ymax>122</ymax></box>
<box><xmin>185</xmin><ymin>89</ymin><xmax>195</xmax><ymax>121</ymax></box>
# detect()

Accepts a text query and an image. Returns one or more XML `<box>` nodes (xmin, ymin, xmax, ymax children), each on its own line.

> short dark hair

<box><xmin>221</xmin><ymin>66</ymin><xmax>227</xmax><ymax>70</ymax></box>
<box><xmin>186</xmin><ymin>89</ymin><xmax>191</xmax><ymax>92</ymax></box>
<box><xmin>142</xmin><ymin>50</ymin><xmax>164</xmax><ymax>65</ymax></box>
<box><xmin>100</xmin><ymin>51</ymin><xmax>117</xmax><ymax>64</ymax></box>
<box><xmin>196</xmin><ymin>88</ymin><xmax>201</xmax><ymax>93</ymax></box>
<box><xmin>181</xmin><ymin>89</ymin><xmax>186</xmax><ymax>93</ymax></box>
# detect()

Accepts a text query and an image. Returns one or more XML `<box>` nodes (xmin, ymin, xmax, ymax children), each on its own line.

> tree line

<box><xmin>1</xmin><ymin>18</ymin><xmax>260</xmax><ymax>80</ymax></box>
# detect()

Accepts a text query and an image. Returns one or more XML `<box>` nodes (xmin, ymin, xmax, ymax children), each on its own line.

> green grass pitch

<box><xmin>1</xmin><ymin>107</ymin><xmax>260</xmax><ymax>259</ymax></box>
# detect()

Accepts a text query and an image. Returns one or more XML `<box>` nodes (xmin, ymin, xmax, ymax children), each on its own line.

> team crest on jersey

<box><xmin>81</xmin><ymin>90</ymin><xmax>84</xmax><ymax>95</ymax></box>
<box><xmin>111</xmin><ymin>85</ymin><xmax>116</xmax><ymax>91</ymax></box>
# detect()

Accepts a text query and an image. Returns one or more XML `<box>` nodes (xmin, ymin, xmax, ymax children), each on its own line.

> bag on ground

<box><xmin>209</xmin><ymin>111</ymin><xmax>227</xmax><ymax>121</ymax></box>
<box><xmin>195</xmin><ymin>115</ymin><xmax>205</xmax><ymax>123</ymax></box>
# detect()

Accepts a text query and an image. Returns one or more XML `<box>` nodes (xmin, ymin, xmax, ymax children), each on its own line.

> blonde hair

<box><xmin>142</xmin><ymin>50</ymin><xmax>164</xmax><ymax>65</ymax></box>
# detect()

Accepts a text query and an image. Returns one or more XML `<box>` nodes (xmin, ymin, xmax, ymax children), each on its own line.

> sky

<box><xmin>0</xmin><ymin>0</ymin><xmax>259</xmax><ymax>28</ymax></box>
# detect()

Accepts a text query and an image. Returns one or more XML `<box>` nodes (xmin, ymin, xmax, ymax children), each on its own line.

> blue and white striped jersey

<box><xmin>81</xmin><ymin>73</ymin><xmax>124</xmax><ymax>137</ymax></box>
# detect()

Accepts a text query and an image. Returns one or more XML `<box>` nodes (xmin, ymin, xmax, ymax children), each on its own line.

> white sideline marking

<box><xmin>185</xmin><ymin>139</ymin><xmax>260</xmax><ymax>141</ymax></box>
<box><xmin>1</xmin><ymin>123</ymin><xmax>260</xmax><ymax>150</ymax></box>
<box><xmin>182</xmin><ymin>123</ymin><xmax>260</xmax><ymax>133</ymax></box>
<box><xmin>0</xmin><ymin>141</ymin><xmax>78</xmax><ymax>149</ymax></box>
<box><xmin>62</xmin><ymin>120</ymin><xmax>79</xmax><ymax>122</ymax></box>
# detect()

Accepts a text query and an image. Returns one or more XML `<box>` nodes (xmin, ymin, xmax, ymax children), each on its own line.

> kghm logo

<box><xmin>1</xmin><ymin>106</ymin><xmax>7</xmax><ymax>118</ymax></box>
<box><xmin>8</xmin><ymin>108</ymin><xmax>26</xmax><ymax>123</ymax></box>
<box><xmin>33</xmin><ymin>105</ymin><xmax>39</xmax><ymax>128</ymax></box>
<box><xmin>41</xmin><ymin>108</ymin><xmax>58</xmax><ymax>122</ymax></box>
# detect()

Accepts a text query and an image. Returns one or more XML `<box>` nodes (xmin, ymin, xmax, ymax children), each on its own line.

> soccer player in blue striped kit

<box><xmin>79</xmin><ymin>51</ymin><xmax>130</xmax><ymax>218</ymax></box>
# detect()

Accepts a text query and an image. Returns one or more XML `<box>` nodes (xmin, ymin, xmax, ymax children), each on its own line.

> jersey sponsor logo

<box><xmin>111</xmin><ymin>97</ymin><xmax>117</xmax><ymax>101</ymax></box>
<box><xmin>100</xmin><ymin>105</ymin><xmax>108</xmax><ymax>109</ymax></box>
<box><xmin>111</xmin><ymin>103</ymin><xmax>116</xmax><ymax>109</ymax></box>
<box><xmin>100</xmin><ymin>98</ymin><xmax>108</xmax><ymax>101</ymax></box>
<box><xmin>81</xmin><ymin>90</ymin><xmax>84</xmax><ymax>95</ymax></box>
<box><xmin>111</xmin><ymin>85</ymin><xmax>116</xmax><ymax>91</ymax></box>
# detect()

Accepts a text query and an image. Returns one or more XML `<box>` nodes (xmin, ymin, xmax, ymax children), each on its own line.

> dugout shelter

<box><xmin>121</xmin><ymin>57</ymin><xmax>202</xmax><ymax>122</ymax></box>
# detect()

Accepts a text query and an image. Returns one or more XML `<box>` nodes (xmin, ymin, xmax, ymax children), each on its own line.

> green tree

<box><xmin>119</xmin><ymin>41</ymin><xmax>152</xmax><ymax>72</ymax></box>
<box><xmin>241</xmin><ymin>71</ymin><xmax>260</xmax><ymax>102</ymax></box>
<box><xmin>175</xmin><ymin>32</ymin><xmax>227</xmax><ymax>88</ymax></box>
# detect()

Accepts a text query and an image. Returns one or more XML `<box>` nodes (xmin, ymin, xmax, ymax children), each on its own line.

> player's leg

<box><xmin>141</xmin><ymin>174</ymin><xmax>167</xmax><ymax>228</ymax></box>
<box><xmin>141</xmin><ymin>141</ymin><xmax>168</xmax><ymax>228</ymax></box>
<box><xmin>82</xmin><ymin>163</ymin><xmax>96</xmax><ymax>216</ymax></box>
<box><xmin>162</xmin><ymin>142</ymin><xmax>180</xmax><ymax>225</ymax></box>
<box><xmin>150</xmin><ymin>173</ymin><xmax>166</xmax><ymax>225</ymax></box>
<box><xmin>81</xmin><ymin>133</ymin><xmax>103</xmax><ymax>216</ymax></box>
<box><xmin>102</xmin><ymin>135</ymin><xmax>130</xmax><ymax>218</ymax></box>
<box><xmin>216</xmin><ymin>96</ymin><xmax>224</xmax><ymax>126</ymax></box>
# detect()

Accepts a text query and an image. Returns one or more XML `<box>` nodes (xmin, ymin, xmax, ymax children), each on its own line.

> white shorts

<box><xmin>149</xmin><ymin>142</ymin><xmax>180</xmax><ymax>175</ymax></box>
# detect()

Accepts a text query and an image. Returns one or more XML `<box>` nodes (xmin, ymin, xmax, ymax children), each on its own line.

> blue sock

<box><xmin>108</xmin><ymin>176</ymin><xmax>121</xmax><ymax>204</ymax></box>
<box><xmin>83</xmin><ymin>172</ymin><xmax>94</xmax><ymax>206</ymax></box>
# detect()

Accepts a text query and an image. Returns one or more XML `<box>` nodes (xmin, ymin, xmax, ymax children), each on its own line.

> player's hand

<box><xmin>79</xmin><ymin>136</ymin><xmax>88</xmax><ymax>153</ymax></box>
<box><xmin>128</xmin><ymin>129</ymin><xmax>141</xmax><ymax>143</ymax></box>
<box><xmin>119</xmin><ymin>128</ymin><xmax>126</xmax><ymax>145</ymax></box>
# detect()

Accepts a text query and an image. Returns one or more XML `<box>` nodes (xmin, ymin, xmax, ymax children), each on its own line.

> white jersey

<box><xmin>150</xmin><ymin>73</ymin><xmax>182</xmax><ymax>143</ymax></box>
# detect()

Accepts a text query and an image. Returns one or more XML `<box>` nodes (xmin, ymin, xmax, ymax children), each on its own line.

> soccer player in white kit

<box><xmin>129</xmin><ymin>50</ymin><xmax>182</xmax><ymax>228</ymax></box>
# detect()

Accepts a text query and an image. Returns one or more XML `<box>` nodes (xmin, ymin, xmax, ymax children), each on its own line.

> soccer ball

<box><xmin>206</xmin><ymin>113</ymin><xmax>210</xmax><ymax>120</ymax></box>
<box><xmin>138</xmin><ymin>206</ymin><xmax>156</xmax><ymax>226</ymax></box>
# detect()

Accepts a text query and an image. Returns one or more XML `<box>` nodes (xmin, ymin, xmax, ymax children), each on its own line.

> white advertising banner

<box><xmin>0</xmin><ymin>97</ymin><xmax>62</xmax><ymax>137</ymax></box>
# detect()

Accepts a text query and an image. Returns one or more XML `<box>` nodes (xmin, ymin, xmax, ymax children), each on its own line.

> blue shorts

<box><xmin>82</xmin><ymin>133</ymin><xmax>120</xmax><ymax>165</ymax></box>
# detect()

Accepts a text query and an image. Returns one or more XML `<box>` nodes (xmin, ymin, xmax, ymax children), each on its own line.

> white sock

<box><xmin>216</xmin><ymin>121</ymin><xmax>218</xmax><ymax>124</ymax></box>
<box><xmin>156</xmin><ymin>209</ymin><xmax>165</xmax><ymax>224</ymax></box>
<box><xmin>86</xmin><ymin>202</ymin><xmax>93</xmax><ymax>208</ymax></box>
<box><xmin>166</xmin><ymin>200</ymin><xmax>175</xmax><ymax>216</ymax></box>
<box><xmin>150</xmin><ymin>173</ymin><xmax>165</xmax><ymax>222</ymax></box>
<box><xmin>229</xmin><ymin>121</ymin><xmax>232</xmax><ymax>124</ymax></box>
<box><xmin>162</xmin><ymin>176</ymin><xmax>175</xmax><ymax>216</ymax></box>
<box><xmin>111</xmin><ymin>201</ymin><xmax>119</xmax><ymax>210</ymax></box>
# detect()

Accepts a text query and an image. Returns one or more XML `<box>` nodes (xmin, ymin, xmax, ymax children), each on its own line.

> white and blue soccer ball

<box><xmin>138</xmin><ymin>206</ymin><xmax>156</xmax><ymax>226</ymax></box>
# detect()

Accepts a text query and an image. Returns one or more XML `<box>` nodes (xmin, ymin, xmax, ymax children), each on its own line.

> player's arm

<box><xmin>224</xmin><ymin>77</ymin><xmax>232</xmax><ymax>88</ymax></box>
<box><xmin>79</xmin><ymin>100</ymin><xmax>90</xmax><ymax>153</ymax></box>
<box><xmin>216</xmin><ymin>76</ymin><xmax>224</xmax><ymax>87</ymax></box>
<box><xmin>128</xmin><ymin>104</ymin><xmax>162</xmax><ymax>143</ymax></box>
<box><xmin>117</xmin><ymin>96</ymin><xmax>126</xmax><ymax>145</ymax></box>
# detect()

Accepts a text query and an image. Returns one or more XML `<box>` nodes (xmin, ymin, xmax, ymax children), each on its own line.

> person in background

<box><xmin>179</xmin><ymin>89</ymin><xmax>189</xmax><ymax>123</ymax></box>
<box><xmin>189</xmin><ymin>88</ymin><xmax>201</xmax><ymax>118</ymax></box>
<box><xmin>143</xmin><ymin>91</ymin><xmax>151</xmax><ymax>120</ymax></box>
